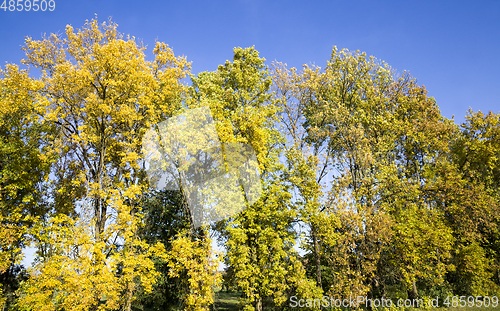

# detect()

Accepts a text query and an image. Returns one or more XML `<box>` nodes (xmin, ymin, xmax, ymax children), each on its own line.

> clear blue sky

<box><xmin>1</xmin><ymin>0</ymin><xmax>499</xmax><ymax>124</ymax></box>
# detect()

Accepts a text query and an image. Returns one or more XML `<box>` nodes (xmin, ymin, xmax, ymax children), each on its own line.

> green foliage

<box><xmin>445</xmin><ymin>109</ymin><xmax>500</xmax><ymax>295</ymax></box>
<box><xmin>190</xmin><ymin>47</ymin><xmax>319</xmax><ymax>311</ymax></box>
<box><xmin>134</xmin><ymin>190</ymin><xmax>190</xmax><ymax>310</ymax></box>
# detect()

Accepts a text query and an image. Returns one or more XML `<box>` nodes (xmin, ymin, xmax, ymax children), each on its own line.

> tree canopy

<box><xmin>1</xmin><ymin>17</ymin><xmax>499</xmax><ymax>311</ymax></box>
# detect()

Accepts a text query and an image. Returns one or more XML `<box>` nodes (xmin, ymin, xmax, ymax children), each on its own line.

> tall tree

<box><xmin>11</xmin><ymin>17</ymin><xmax>190</xmax><ymax>311</ymax></box>
<box><xmin>271</xmin><ymin>61</ymin><xmax>338</xmax><ymax>294</ymax></box>
<box><xmin>285</xmin><ymin>47</ymin><xmax>455</xmax><ymax>301</ymax></box>
<box><xmin>445</xmin><ymin>109</ymin><xmax>500</xmax><ymax>295</ymax></box>
<box><xmin>191</xmin><ymin>47</ymin><xmax>319</xmax><ymax>311</ymax></box>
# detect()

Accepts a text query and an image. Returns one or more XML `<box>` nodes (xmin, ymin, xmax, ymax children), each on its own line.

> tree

<box><xmin>10</xmin><ymin>17</ymin><xmax>190</xmax><ymax>311</ymax></box>
<box><xmin>279</xmin><ymin>47</ymin><xmax>456</xmax><ymax>301</ymax></box>
<box><xmin>134</xmin><ymin>189</ymin><xmax>222</xmax><ymax>311</ymax></box>
<box><xmin>165</xmin><ymin>229</ymin><xmax>221</xmax><ymax>311</ymax></box>
<box><xmin>444</xmin><ymin>109</ymin><xmax>500</xmax><ymax>295</ymax></box>
<box><xmin>191</xmin><ymin>47</ymin><xmax>318</xmax><ymax>311</ymax></box>
<box><xmin>134</xmin><ymin>190</ymin><xmax>190</xmax><ymax>311</ymax></box>
<box><xmin>271</xmin><ymin>61</ymin><xmax>338</xmax><ymax>295</ymax></box>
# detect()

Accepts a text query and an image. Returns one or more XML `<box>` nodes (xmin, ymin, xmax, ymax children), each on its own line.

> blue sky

<box><xmin>1</xmin><ymin>0</ymin><xmax>499</xmax><ymax>123</ymax></box>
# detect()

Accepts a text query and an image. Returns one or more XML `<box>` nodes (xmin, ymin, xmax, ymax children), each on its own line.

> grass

<box><xmin>212</xmin><ymin>290</ymin><xmax>241</xmax><ymax>311</ymax></box>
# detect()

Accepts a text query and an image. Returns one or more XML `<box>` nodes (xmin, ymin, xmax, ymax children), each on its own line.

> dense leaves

<box><xmin>0</xmin><ymin>18</ymin><xmax>499</xmax><ymax>311</ymax></box>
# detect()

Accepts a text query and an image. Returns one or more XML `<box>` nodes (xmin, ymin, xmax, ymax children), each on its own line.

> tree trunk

<box><xmin>94</xmin><ymin>197</ymin><xmax>106</xmax><ymax>239</ymax></box>
<box><xmin>254</xmin><ymin>297</ymin><xmax>262</xmax><ymax>311</ymax></box>
<box><xmin>407</xmin><ymin>280</ymin><xmax>418</xmax><ymax>301</ymax></box>
<box><xmin>124</xmin><ymin>281</ymin><xmax>134</xmax><ymax>311</ymax></box>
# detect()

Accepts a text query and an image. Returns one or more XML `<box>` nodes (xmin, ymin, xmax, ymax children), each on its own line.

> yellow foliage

<box><xmin>166</xmin><ymin>230</ymin><xmax>222</xmax><ymax>311</ymax></box>
<box><xmin>5</xmin><ymin>16</ymin><xmax>191</xmax><ymax>311</ymax></box>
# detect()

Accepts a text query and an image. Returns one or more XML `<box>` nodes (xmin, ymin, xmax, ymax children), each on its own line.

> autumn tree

<box><xmin>274</xmin><ymin>47</ymin><xmax>457</xmax><ymax>302</ymax></box>
<box><xmin>271</xmin><ymin>61</ymin><xmax>338</xmax><ymax>295</ymax></box>
<box><xmin>190</xmin><ymin>47</ymin><xmax>319</xmax><ymax>311</ymax></box>
<box><xmin>444</xmin><ymin>109</ymin><xmax>500</xmax><ymax>295</ymax></box>
<box><xmin>9</xmin><ymin>17</ymin><xmax>190</xmax><ymax>311</ymax></box>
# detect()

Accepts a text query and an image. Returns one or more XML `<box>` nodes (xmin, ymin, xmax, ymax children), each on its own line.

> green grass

<box><xmin>212</xmin><ymin>290</ymin><xmax>241</xmax><ymax>311</ymax></box>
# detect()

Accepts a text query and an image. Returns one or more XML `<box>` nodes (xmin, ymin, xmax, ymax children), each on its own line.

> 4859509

<box><xmin>1</xmin><ymin>0</ymin><xmax>55</xmax><ymax>11</ymax></box>
<box><xmin>443</xmin><ymin>296</ymin><xmax>499</xmax><ymax>308</ymax></box>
